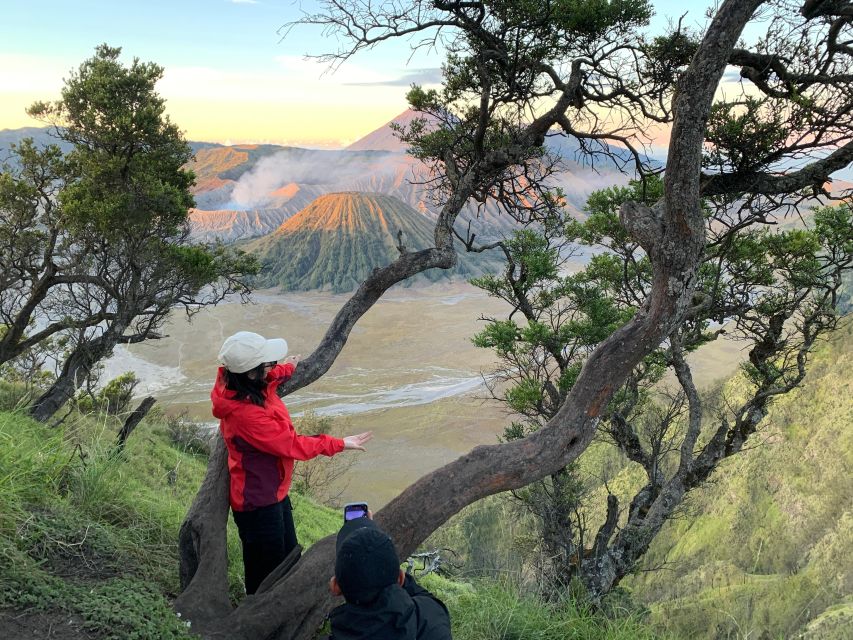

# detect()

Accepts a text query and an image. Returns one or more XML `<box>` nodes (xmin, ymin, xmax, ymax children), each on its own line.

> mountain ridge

<box><xmin>6</xmin><ymin>122</ymin><xmax>848</xmax><ymax>251</ymax></box>
<box><xmin>0</xmin><ymin>123</ymin><xmax>630</xmax><ymax>244</ymax></box>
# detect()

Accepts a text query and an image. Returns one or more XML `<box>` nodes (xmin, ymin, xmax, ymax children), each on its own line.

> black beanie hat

<box><xmin>335</xmin><ymin>518</ymin><xmax>400</xmax><ymax>605</ymax></box>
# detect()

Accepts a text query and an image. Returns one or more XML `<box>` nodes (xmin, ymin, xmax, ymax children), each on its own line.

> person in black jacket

<box><xmin>326</xmin><ymin>516</ymin><xmax>452</xmax><ymax>640</ymax></box>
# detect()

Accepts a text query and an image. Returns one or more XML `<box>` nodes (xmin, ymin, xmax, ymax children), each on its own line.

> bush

<box><xmin>425</xmin><ymin>495</ymin><xmax>527</xmax><ymax>583</ymax></box>
<box><xmin>165</xmin><ymin>411</ymin><xmax>214</xmax><ymax>456</ymax></box>
<box><xmin>291</xmin><ymin>411</ymin><xmax>354</xmax><ymax>506</ymax></box>
<box><xmin>0</xmin><ymin>409</ymin><xmax>195</xmax><ymax>638</ymax></box>
<box><xmin>0</xmin><ymin>379</ymin><xmax>39</xmax><ymax>411</ymax></box>
<box><xmin>0</xmin><ymin>556</ymin><xmax>194</xmax><ymax>640</ymax></box>
<box><xmin>75</xmin><ymin>372</ymin><xmax>140</xmax><ymax>416</ymax></box>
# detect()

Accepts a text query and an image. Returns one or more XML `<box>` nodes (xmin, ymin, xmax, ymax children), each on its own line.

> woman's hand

<box><xmin>342</xmin><ymin>431</ymin><xmax>373</xmax><ymax>451</ymax></box>
<box><xmin>284</xmin><ymin>354</ymin><xmax>300</xmax><ymax>367</ymax></box>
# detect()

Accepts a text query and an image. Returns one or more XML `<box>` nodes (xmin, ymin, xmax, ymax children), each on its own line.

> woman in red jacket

<box><xmin>213</xmin><ymin>331</ymin><xmax>372</xmax><ymax>595</ymax></box>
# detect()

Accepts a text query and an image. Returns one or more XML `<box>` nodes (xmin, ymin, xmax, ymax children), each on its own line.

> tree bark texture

<box><xmin>115</xmin><ymin>396</ymin><xmax>156</xmax><ymax>451</ymax></box>
<box><xmin>176</xmin><ymin>1</ymin><xmax>763</xmax><ymax>636</ymax></box>
<box><xmin>177</xmin><ymin>437</ymin><xmax>233</xmax><ymax>627</ymax></box>
<box><xmin>30</xmin><ymin>323</ymin><xmax>127</xmax><ymax>422</ymax></box>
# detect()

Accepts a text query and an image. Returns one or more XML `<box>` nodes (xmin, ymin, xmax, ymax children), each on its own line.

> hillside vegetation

<box><xmin>625</xmin><ymin>318</ymin><xmax>853</xmax><ymax>638</ymax></box>
<box><xmin>247</xmin><ymin>192</ymin><xmax>504</xmax><ymax>292</ymax></box>
<box><xmin>0</xmin><ymin>396</ymin><xmax>662</xmax><ymax>639</ymax></box>
<box><xmin>0</xmin><ymin>401</ymin><xmax>340</xmax><ymax>639</ymax></box>
<box><xmin>425</xmin><ymin>317</ymin><xmax>852</xmax><ymax>639</ymax></box>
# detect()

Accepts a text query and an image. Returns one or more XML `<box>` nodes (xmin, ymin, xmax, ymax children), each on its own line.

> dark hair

<box><xmin>223</xmin><ymin>364</ymin><xmax>267</xmax><ymax>407</ymax></box>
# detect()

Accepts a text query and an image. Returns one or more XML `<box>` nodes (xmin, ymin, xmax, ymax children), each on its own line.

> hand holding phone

<box><xmin>343</xmin><ymin>502</ymin><xmax>369</xmax><ymax>521</ymax></box>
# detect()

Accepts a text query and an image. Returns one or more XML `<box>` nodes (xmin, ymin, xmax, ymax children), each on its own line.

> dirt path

<box><xmin>0</xmin><ymin>609</ymin><xmax>95</xmax><ymax>640</ymax></box>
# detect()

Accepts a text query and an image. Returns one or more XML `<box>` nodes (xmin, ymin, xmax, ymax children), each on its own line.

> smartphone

<box><xmin>343</xmin><ymin>502</ymin><xmax>369</xmax><ymax>521</ymax></box>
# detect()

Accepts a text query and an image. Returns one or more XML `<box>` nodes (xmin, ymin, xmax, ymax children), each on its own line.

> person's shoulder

<box><xmin>409</xmin><ymin>581</ymin><xmax>451</xmax><ymax>639</ymax></box>
<box><xmin>413</xmin><ymin>591</ymin><xmax>450</xmax><ymax>619</ymax></box>
<box><xmin>225</xmin><ymin>399</ymin><xmax>278</xmax><ymax>428</ymax></box>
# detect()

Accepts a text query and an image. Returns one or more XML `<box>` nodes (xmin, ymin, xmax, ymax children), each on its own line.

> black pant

<box><xmin>232</xmin><ymin>496</ymin><xmax>297</xmax><ymax>595</ymax></box>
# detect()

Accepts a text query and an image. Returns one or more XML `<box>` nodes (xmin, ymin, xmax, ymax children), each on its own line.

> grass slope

<box><xmin>0</xmin><ymin>406</ymin><xmax>339</xmax><ymax>639</ymax></box>
<box><xmin>625</xmin><ymin>319</ymin><xmax>853</xmax><ymax>639</ymax></box>
<box><xmin>0</xmin><ymin>399</ymin><xmax>663</xmax><ymax>639</ymax></box>
<box><xmin>417</xmin><ymin>315</ymin><xmax>852</xmax><ymax>639</ymax></box>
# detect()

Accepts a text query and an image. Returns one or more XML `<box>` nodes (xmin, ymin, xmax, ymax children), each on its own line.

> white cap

<box><xmin>218</xmin><ymin>331</ymin><xmax>288</xmax><ymax>374</ymax></box>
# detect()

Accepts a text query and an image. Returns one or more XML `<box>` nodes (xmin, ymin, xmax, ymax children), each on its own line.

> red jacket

<box><xmin>212</xmin><ymin>363</ymin><xmax>345</xmax><ymax>511</ymax></box>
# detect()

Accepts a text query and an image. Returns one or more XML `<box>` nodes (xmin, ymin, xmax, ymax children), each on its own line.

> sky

<box><xmin>0</xmin><ymin>0</ymin><xmax>762</xmax><ymax>148</ymax></box>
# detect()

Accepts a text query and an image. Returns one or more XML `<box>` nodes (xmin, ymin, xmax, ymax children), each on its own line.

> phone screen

<box><xmin>344</xmin><ymin>503</ymin><xmax>368</xmax><ymax>521</ymax></box>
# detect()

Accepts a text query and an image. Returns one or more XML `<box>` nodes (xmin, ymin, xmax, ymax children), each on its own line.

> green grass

<box><xmin>626</xmin><ymin>319</ymin><xmax>853</xmax><ymax>639</ymax></box>
<box><xmin>0</xmin><ymin>409</ymin><xmax>199</xmax><ymax>638</ymax></box>
<box><xmin>436</xmin><ymin>579</ymin><xmax>664</xmax><ymax>640</ymax></box>
<box><xmin>0</xmin><ymin>401</ymin><xmax>669</xmax><ymax>639</ymax></box>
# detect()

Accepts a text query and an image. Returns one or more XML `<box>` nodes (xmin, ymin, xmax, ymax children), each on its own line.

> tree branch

<box><xmin>670</xmin><ymin>336</ymin><xmax>703</xmax><ymax>477</ymax></box>
<box><xmin>700</xmin><ymin>139</ymin><xmax>853</xmax><ymax>197</ymax></box>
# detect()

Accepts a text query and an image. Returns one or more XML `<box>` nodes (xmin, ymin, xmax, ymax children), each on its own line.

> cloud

<box><xmin>273</xmin><ymin>55</ymin><xmax>339</xmax><ymax>80</ymax></box>
<box><xmin>271</xmin><ymin>57</ymin><xmax>441</xmax><ymax>87</ymax></box>
<box><xmin>0</xmin><ymin>54</ymin><xmax>69</xmax><ymax>127</ymax></box>
<box><xmin>228</xmin><ymin>149</ymin><xmax>406</xmax><ymax>208</ymax></box>
<box><xmin>344</xmin><ymin>68</ymin><xmax>444</xmax><ymax>87</ymax></box>
<box><xmin>160</xmin><ymin>59</ymin><xmax>399</xmax><ymax>103</ymax></box>
<box><xmin>155</xmin><ymin>60</ymin><xmax>409</xmax><ymax>146</ymax></box>
<box><xmin>0</xmin><ymin>54</ymin><xmax>67</xmax><ymax>93</ymax></box>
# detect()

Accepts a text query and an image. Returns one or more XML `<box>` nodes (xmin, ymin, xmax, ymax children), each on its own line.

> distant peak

<box><xmin>345</xmin><ymin>109</ymin><xmax>432</xmax><ymax>152</ymax></box>
<box><xmin>245</xmin><ymin>189</ymin><xmax>502</xmax><ymax>293</ymax></box>
<box><xmin>272</xmin><ymin>192</ymin><xmax>418</xmax><ymax>234</ymax></box>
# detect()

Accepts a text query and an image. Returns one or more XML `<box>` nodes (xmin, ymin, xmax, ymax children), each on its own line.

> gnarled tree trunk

<box><xmin>175</xmin><ymin>1</ymin><xmax>762</xmax><ymax>637</ymax></box>
<box><xmin>115</xmin><ymin>396</ymin><xmax>156</xmax><ymax>451</ymax></box>
<box><xmin>30</xmin><ymin>323</ymin><xmax>128</xmax><ymax>422</ymax></box>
